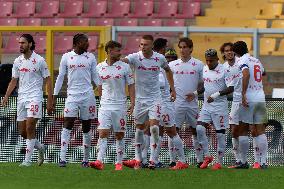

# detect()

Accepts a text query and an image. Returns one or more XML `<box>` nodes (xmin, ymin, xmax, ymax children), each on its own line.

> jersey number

<box><xmin>30</xmin><ymin>105</ymin><xmax>39</xmax><ymax>112</ymax></box>
<box><xmin>219</xmin><ymin>116</ymin><xmax>224</xmax><ymax>124</ymax></box>
<box><xmin>89</xmin><ymin>106</ymin><xmax>96</xmax><ymax>113</ymax></box>
<box><xmin>162</xmin><ymin>114</ymin><xmax>170</xmax><ymax>122</ymax></box>
<box><xmin>120</xmin><ymin>119</ymin><xmax>126</xmax><ymax>127</ymax></box>
<box><xmin>254</xmin><ymin>65</ymin><xmax>262</xmax><ymax>82</ymax></box>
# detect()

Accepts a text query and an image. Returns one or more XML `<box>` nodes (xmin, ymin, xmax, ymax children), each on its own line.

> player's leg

<box><xmin>114</xmin><ymin>132</ymin><xmax>125</xmax><ymax>171</ymax></box>
<box><xmin>18</xmin><ymin>121</ymin><xmax>27</xmax><ymax>139</ymax></box>
<box><xmin>154</xmin><ymin>125</ymin><xmax>164</xmax><ymax>167</ymax></box>
<box><xmin>142</xmin><ymin>123</ymin><xmax>150</xmax><ymax>167</ymax></box>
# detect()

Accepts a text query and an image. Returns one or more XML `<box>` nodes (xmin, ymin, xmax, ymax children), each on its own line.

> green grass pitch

<box><xmin>0</xmin><ymin>163</ymin><xmax>283</xmax><ymax>189</ymax></box>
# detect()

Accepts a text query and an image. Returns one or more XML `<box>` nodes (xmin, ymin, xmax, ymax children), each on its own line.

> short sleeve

<box><xmin>90</xmin><ymin>54</ymin><xmax>99</xmax><ymax>85</ymax></box>
<box><xmin>198</xmin><ymin>62</ymin><xmax>204</xmax><ymax>82</ymax></box>
<box><xmin>12</xmin><ymin>60</ymin><xmax>19</xmax><ymax>78</ymax></box>
<box><xmin>160</xmin><ymin>55</ymin><xmax>169</xmax><ymax>69</ymax></box>
<box><xmin>125</xmin><ymin>64</ymin><xmax>134</xmax><ymax>85</ymax></box>
<box><xmin>40</xmin><ymin>59</ymin><xmax>50</xmax><ymax>78</ymax></box>
<box><xmin>96</xmin><ymin>65</ymin><xmax>103</xmax><ymax>86</ymax></box>
<box><xmin>125</xmin><ymin>53</ymin><xmax>137</xmax><ymax>66</ymax></box>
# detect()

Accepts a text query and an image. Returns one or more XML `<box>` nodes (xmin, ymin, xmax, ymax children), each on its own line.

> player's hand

<box><xmin>47</xmin><ymin>97</ymin><xmax>53</xmax><ymax>115</ymax></box>
<box><xmin>185</xmin><ymin>93</ymin><xmax>195</xmax><ymax>102</ymax></box>
<box><xmin>207</xmin><ymin>96</ymin><xmax>214</xmax><ymax>103</ymax></box>
<box><xmin>170</xmin><ymin>89</ymin><xmax>176</xmax><ymax>102</ymax></box>
<box><xmin>128</xmin><ymin>103</ymin><xmax>135</xmax><ymax>115</ymax></box>
<box><xmin>1</xmin><ymin>96</ymin><xmax>8</xmax><ymax>107</ymax></box>
<box><xmin>242</xmin><ymin>94</ymin><xmax>249</xmax><ymax>107</ymax></box>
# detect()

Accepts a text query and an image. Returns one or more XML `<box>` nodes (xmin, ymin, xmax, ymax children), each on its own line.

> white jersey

<box><xmin>223</xmin><ymin>57</ymin><xmax>242</xmax><ymax>102</ymax></box>
<box><xmin>238</xmin><ymin>53</ymin><xmax>265</xmax><ymax>102</ymax></box>
<box><xmin>96</xmin><ymin>60</ymin><xmax>134</xmax><ymax>108</ymax></box>
<box><xmin>12</xmin><ymin>51</ymin><xmax>50</xmax><ymax>101</ymax></box>
<box><xmin>169</xmin><ymin>57</ymin><xmax>203</xmax><ymax>107</ymax></box>
<box><xmin>203</xmin><ymin>63</ymin><xmax>233</xmax><ymax>112</ymax></box>
<box><xmin>159</xmin><ymin>69</ymin><xmax>171</xmax><ymax>102</ymax></box>
<box><xmin>125</xmin><ymin>51</ymin><xmax>168</xmax><ymax>101</ymax></box>
<box><xmin>54</xmin><ymin>50</ymin><xmax>98</xmax><ymax>96</ymax></box>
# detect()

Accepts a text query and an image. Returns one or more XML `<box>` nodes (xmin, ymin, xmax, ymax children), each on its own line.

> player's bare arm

<box><xmin>44</xmin><ymin>76</ymin><xmax>53</xmax><ymax>115</ymax></box>
<box><xmin>1</xmin><ymin>77</ymin><xmax>18</xmax><ymax>107</ymax></box>
<box><xmin>121</xmin><ymin>57</ymin><xmax>129</xmax><ymax>64</ymax></box>
<box><xmin>186</xmin><ymin>81</ymin><xmax>205</xmax><ymax>102</ymax></box>
<box><xmin>241</xmin><ymin>68</ymin><xmax>250</xmax><ymax>107</ymax></box>
<box><xmin>163</xmin><ymin>66</ymin><xmax>176</xmax><ymax>101</ymax></box>
<box><xmin>128</xmin><ymin>83</ymin><xmax>135</xmax><ymax>115</ymax></box>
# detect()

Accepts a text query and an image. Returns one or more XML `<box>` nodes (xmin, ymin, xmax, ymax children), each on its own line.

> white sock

<box><xmin>192</xmin><ymin>135</ymin><xmax>203</xmax><ymax>163</ymax></box>
<box><xmin>256</xmin><ymin>134</ymin><xmax>268</xmax><ymax>165</ymax></box>
<box><xmin>97</xmin><ymin>138</ymin><xmax>107</xmax><ymax>162</ymax></box>
<box><xmin>168</xmin><ymin>136</ymin><xmax>176</xmax><ymax>162</ymax></box>
<box><xmin>150</xmin><ymin>125</ymin><xmax>159</xmax><ymax>164</ymax></box>
<box><xmin>155</xmin><ymin>136</ymin><xmax>163</xmax><ymax>163</ymax></box>
<box><xmin>83</xmin><ymin>131</ymin><xmax>92</xmax><ymax>162</ymax></box>
<box><xmin>60</xmin><ymin>128</ymin><xmax>71</xmax><ymax>161</ymax></box>
<box><xmin>232</xmin><ymin>137</ymin><xmax>240</xmax><ymax>162</ymax></box>
<box><xmin>34</xmin><ymin>139</ymin><xmax>43</xmax><ymax>150</ymax></box>
<box><xmin>25</xmin><ymin>139</ymin><xmax>36</xmax><ymax>163</ymax></box>
<box><xmin>142</xmin><ymin>134</ymin><xmax>150</xmax><ymax>164</ymax></box>
<box><xmin>172</xmin><ymin>134</ymin><xmax>185</xmax><ymax>163</ymax></box>
<box><xmin>253</xmin><ymin>137</ymin><xmax>260</xmax><ymax>163</ymax></box>
<box><xmin>134</xmin><ymin>128</ymin><xmax>144</xmax><ymax>161</ymax></box>
<box><xmin>196</xmin><ymin>125</ymin><xmax>210</xmax><ymax>156</ymax></box>
<box><xmin>116</xmin><ymin>139</ymin><xmax>124</xmax><ymax>164</ymax></box>
<box><xmin>239</xmin><ymin>136</ymin><xmax>249</xmax><ymax>163</ymax></box>
<box><xmin>217</xmin><ymin>132</ymin><xmax>226</xmax><ymax>165</ymax></box>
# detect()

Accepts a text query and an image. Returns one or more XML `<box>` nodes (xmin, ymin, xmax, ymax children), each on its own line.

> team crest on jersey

<box><xmin>32</xmin><ymin>58</ymin><xmax>36</xmax><ymax>64</ymax></box>
<box><xmin>71</xmin><ymin>57</ymin><xmax>73</xmax><ymax>60</ymax></box>
<box><xmin>175</xmin><ymin>63</ymin><xmax>180</xmax><ymax>66</ymax></box>
<box><xmin>154</xmin><ymin>57</ymin><xmax>159</xmax><ymax>62</ymax></box>
<box><xmin>116</xmin><ymin>65</ymin><xmax>122</xmax><ymax>70</ymax></box>
<box><xmin>84</xmin><ymin>55</ymin><xmax>89</xmax><ymax>59</ymax></box>
<box><xmin>192</xmin><ymin>62</ymin><xmax>197</xmax><ymax>66</ymax></box>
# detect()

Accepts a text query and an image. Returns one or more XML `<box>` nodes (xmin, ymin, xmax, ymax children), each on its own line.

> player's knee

<box><xmin>82</xmin><ymin>120</ymin><xmax>91</xmax><ymax>133</ymax></box>
<box><xmin>64</xmin><ymin>118</ymin><xmax>75</xmax><ymax>130</ymax></box>
<box><xmin>26</xmin><ymin>124</ymin><xmax>35</xmax><ymax>134</ymax></box>
<box><xmin>196</xmin><ymin>124</ymin><xmax>206</xmax><ymax>133</ymax></box>
<box><xmin>115</xmin><ymin>132</ymin><xmax>124</xmax><ymax>140</ymax></box>
<box><xmin>216</xmin><ymin>129</ymin><xmax>226</xmax><ymax>134</ymax></box>
<box><xmin>165</xmin><ymin>127</ymin><xmax>177</xmax><ymax>138</ymax></box>
<box><xmin>191</xmin><ymin>127</ymin><xmax>197</xmax><ymax>136</ymax></box>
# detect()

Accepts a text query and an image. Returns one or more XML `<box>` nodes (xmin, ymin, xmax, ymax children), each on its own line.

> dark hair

<box><xmin>205</xmin><ymin>49</ymin><xmax>218</xmax><ymax>58</ymax></box>
<box><xmin>153</xmin><ymin>38</ymin><xmax>167</xmax><ymax>52</ymax></box>
<box><xmin>178</xmin><ymin>37</ymin><xmax>193</xmax><ymax>48</ymax></box>
<box><xmin>105</xmin><ymin>40</ymin><xmax>122</xmax><ymax>52</ymax></box>
<box><xmin>20</xmin><ymin>34</ymin><xmax>35</xmax><ymax>50</ymax></box>
<box><xmin>73</xmin><ymin>33</ymin><xmax>88</xmax><ymax>46</ymax></box>
<box><xmin>232</xmin><ymin>41</ymin><xmax>248</xmax><ymax>56</ymax></box>
<box><xmin>220</xmin><ymin>42</ymin><xmax>233</xmax><ymax>60</ymax></box>
<box><xmin>142</xmin><ymin>35</ymin><xmax>154</xmax><ymax>41</ymax></box>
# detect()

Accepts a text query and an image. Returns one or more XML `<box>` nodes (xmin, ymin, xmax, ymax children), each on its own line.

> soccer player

<box><xmin>1</xmin><ymin>34</ymin><xmax>53</xmax><ymax>166</ymax></box>
<box><xmin>220</xmin><ymin>42</ymin><xmax>242</xmax><ymax>168</ymax></box>
<box><xmin>232</xmin><ymin>41</ymin><xmax>268</xmax><ymax>169</ymax></box>
<box><xmin>165</xmin><ymin>48</ymin><xmax>178</xmax><ymax>63</ymax></box>
<box><xmin>168</xmin><ymin>37</ymin><xmax>204</xmax><ymax>168</ymax></box>
<box><xmin>189</xmin><ymin>49</ymin><xmax>234</xmax><ymax>170</ymax></box>
<box><xmin>121</xmin><ymin>35</ymin><xmax>184</xmax><ymax>169</ymax></box>
<box><xmin>89</xmin><ymin>41</ymin><xmax>135</xmax><ymax>171</ymax></box>
<box><xmin>53</xmin><ymin>34</ymin><xmax>98</xmax><ymax>167</ymax></box>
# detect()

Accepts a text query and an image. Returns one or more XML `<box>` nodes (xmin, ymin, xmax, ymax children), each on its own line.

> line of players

<box><xmin>1</xmin><ymin>33</ymin><xmax>268</xmax><ymax>170</ymax></box>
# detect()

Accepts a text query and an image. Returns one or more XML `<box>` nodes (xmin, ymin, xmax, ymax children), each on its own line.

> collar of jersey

<box><xmin>138</xmin><ymin>51</ymin><xmax>157</xmax><ymax>60</ymax></box>
<box><xmin>70</xmin><ymin>50</ymin><xmax>88</xmax><ymax>56</ymax></box>
<box><xmin>20</xmin><ymin>51</ymin><xmax>36</xmax><ymax>61</ymax></box>
<box><xmin>103</xmin><ymin>59</ymin><xmax>120</xmax><ymax>66</ymax></box>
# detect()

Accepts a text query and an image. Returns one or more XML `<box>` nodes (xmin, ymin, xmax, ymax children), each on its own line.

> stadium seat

<box><xmin>34</xmin><ymin>1</ymin><xmax>59</xmax><ymax>18</ymax></box>
<box><xmin>260</xmin><ymin>38</ymin><xmax>276</xmax><ymax>55</ymax></box>
<box><xmin>129</xmin><ymin>1</ymin><xmax>154</xmax><ymax>18</ymax></box>
<box><xmin>0</xmin><ymin>2</ymin><xmax>13</xmax><ymax>17</ymax></box>
<box><xmin>164</xmin><ymin>19</ymin><xmax>185</xmax><ymax>27</ymax></box>
<box><xmin>44</xmin><ymin>18</ymin><xmax>65</xmax><ymax>26</ymax></box>
<box><xmin>0</xmin><ymin>18</ymin><xmax>17</xmax><ymax>26</ymax></box>
<box><xmin>95</xmin><ymin>19</ymin><xmax>114</xmax><ymax>26</ymax></box>
<box><xmin>105</xmin><ymin>1</ymin><xmax>130</xmax><ymax>18</ymax></box>
<box><xmin>121</xmin><ymin>36</ymin><xmax>141</xmax><ymax>54</ymax></box>
<box><xmin>34</xmin><ymin>36</ymin><xmax>46</xmax><ymax>54</ymax></box>
<box><xmin>256</xmin><ymin>3</ymin><xmax>282</xmax><ymax>19</ymax></box>
<box><xmin>248</xmin><ymin>20</ymin><xmax>267</xmax><ymax>28</ymax></box>
<box><xmin>69</xmin><ymin>18</ymin><xmax>90</xmax><ymax>26</ymax></box>
<box><xmin>12</xmin><ymin>1</ymin><xmax>36</xmax><ymax>18</ymax></box>
<box><xmin>3</xmin><ymin>35</ymin><xmax>20</xmax><ymax>53</ymax></box>
<box><xmin>176</xmin><ymin>2</ymin><xmax>200</xmax><ymax>19</ymax></box>
<box><xmin>54</xmin><ymin>36</ymin><xmax>73</xmax><ymax>54</ymax></box>
<box><xmin>118</xmin><ymin>19</ymin><xmax>138</xmax><ymax>26</ymax></box>
<box><xmin>270</xmin><ymin>0</ymin><xmax>284</xmax><ymax>2</ymax></box>
<box><xmin>82</xmin><ymin>0</ymin><xmax>107</xmax><ymax>18</ymax></box>
<box><xmin>88</xmin><ymin>35</ymin><xmax>98</xmax><ymax>52</ymax></box>
<box><xmin>272</xmin><ymin>39</ymin><xmax>284</xmax><ymax>56</ymax></box>
<box><xmin>271</xmin><ymin>20</ymin><xmax>284</xmax><ymax>28</ymax></box>
<box><xmin>142</xmin><ymin>19</ymin><xmax>162</xmax><ymax>26</ymax></box>
<box><xmin>58</xmin><ymin>0</ymin><xmax>83</xmax><ymax>18</ymax></box>
<box><xmin>152</xmin><ymin>1</ymin><xmax>178</xmax><ymax>18</ymax></box>
<box><xmin>21</xmin><ymin>18</ymin><xmax>41</xmax><ymax>26</ymax></box>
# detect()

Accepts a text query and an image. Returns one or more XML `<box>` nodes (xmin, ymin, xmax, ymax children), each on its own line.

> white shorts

<box><xmin>64</xmin><ymin>92</ymin><xmax>97</xmax><ymax>120</ymax></box>
<box><xmin>98</xmin><ymin>107</ymin><xmax>127</xmax><ymax>132</ymax></box>
<box><xmin>229</xmin><ymin>102</ymin><xmax>241</xmax><ymax>125</ymax></box>
<box><xmin>159</xmin><ymin>101</ymin><xmax>175</xmax><ymax>127</ymax></box>
<box><xmin>198</xmin><ymin>108</ymin><xmax>229</xmax><ymax>130</ymax></box>
<box><xmin>239</xmin><ymin>102</ymin><xmax>267</xmax><ymax>124</ymax></box>
<box><xmin>175</xmin><ymin>105</ymin><xmax>199</xmax><ymax>129</ymax></box>
<box><xmin>134</xmin><ymin>100</ymin><xmax>161</xmax><ymax>125</ymax></box>
<box><xmin>17</xmin><ymin>100</ymin><xmax>42</xmax><ymax>121</ymax></box>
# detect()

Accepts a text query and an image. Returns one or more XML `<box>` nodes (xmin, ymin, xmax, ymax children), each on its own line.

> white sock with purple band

<box><xmin>253</xmin><ymin>137</ymin><xmax>260</xmax><ymax>163</ymax></box>
<box><xmin>238</xmin><ymin>136</ymin><xmax>249</xmax><ymax>163</ymax></box>
<box><xmin>60</xmin><ymin>128</ymin><xmax>71</xmax><ymax>161</ymax></box>
<box><xmin>192</xmin><ymin>135</ymin><xmax>203</xmax><ymax>163</ymax></box>
<box><xmin>25</xmin><ymin>139</ymin><xmax>36</xmax><ymax>163</ymax></box>
<box><xmin>232</xmin><ymin>137</ymin><xmax>240</xmax><ymax>162</ymax></box>
<box><xmin>142</xmin><ymin>134</ymin><xmax>150</xmax><ymax>164</ymax></box>
<box><xmin>34</xmin><ymin>139</ymin><xmax>44</xmax><ymax>150</ymax></box>
<box><xmin>135</xmin><ymin>128</ymin><xmax>144</xmax><ymax>162</ymax></box>
<box><xmin>217</xmin><ymin>133</ymin><xmax>226</xmax><ymax>165</ymax></box>
<box><xmin>168</xmin><ymin>136</ymin><xmax>176</xmax><ymax>163</ymax></box>
<box><xmin>172</xmin><ymin>134</ymin><xmax>185</xmax><ymax>163</ymax></box>
<box><xmin>150</xmin><ymin>125</ymin><xmax>159</xmax><ymax>164</ymax></box>
<box><xmin>196</xmin><ymin>125</ymin><xmax>210</xmax><ymax>156</ymax></box>
<box><xmin>83</xmin><ymin>131</ymin><xmax>92</xmax><ymax>162</ymax></box>
<box><xmin>256</xmin><ymin>134</ymin><xmax>268</xmax><ymax>165</ymax></box>
<box><xmin>116</xmin><ymin>139</ymin><xmax>124</xmax><ymax>164</ymax></box>
<box><xmin>97</xmin><ymin>138</ymin><xmax>107</xmax><ymax>162</ymax></box>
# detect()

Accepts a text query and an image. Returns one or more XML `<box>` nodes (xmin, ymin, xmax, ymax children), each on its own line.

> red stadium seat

<box><xmin>54</xmin><ymin>36</ymin><xmax>73</xmax><ymax>54</ymax></box>
<box><xmin>34</xmin><ymin>36</ymin><xmax>46</xmax><ymax>54</ymax></box>
<box><xmin>69</xmin><ymin>18</ymin><xmax>90</xmax><ymax>26</ymax></box>
<box><xmin>142</xmin><ymin>19</ymin><xmax>162</xmax><ymax>26</ymax></box>
<box><xmin>22</xmin><ymin>18</ymin><xmax>41</xmax><ymax>26</ymax></box>
<box><xmin>4</xmin><ymin>35</ymin><xmax>20</xmax><ymax>53</ymax></box>
<box><xmin>44</xmin><ymin>18</ymin><xmax>65</xmax><ymax>26</ymax></box>
<box><xmin>58</xmin><ymin>0</ymin><xmax>83</xmax><ymax>18</ymax></box>
<box><xmin>82</xmin><ymin>0</ymin><xmax>107</xmax><ymax>18</ymax></box>
<box><xmin>95</xmin><ymin>18</ymin><xmax>114</xmax><ymax>26</ymax></box>
<box><xmin>12</xmin><ymin>1</ymin><xmax>36</xmax><ymax>18</ymax></box>
<box><xmin>118</xmin><ymin>19</ymin><xmax>138</xmax><ymax>26</ymax></box>
<box><xmin>0</xmin><ymin>2</ymin><xmax>13</xmax><ymax>17</ymax></box>
<box><xmin>0</xmin><ymin>18</ymin><xmax>17</xmax><ymax>26</ymax></box>
<box><xmin>153</xmin><ymin>1</ymin><xmax>178</xmax><ymax>18</ymax></box>
<box><xmin>105</xmin><ymin>1</ymin><xmax>130</xmax><ymax>18</ymax></box>
<box><xmin>164</xmin><ymin>19</ymin><xmax>185</xmax><ymax>26</ymax></box>
<box><xmin>176</xmin><ymin>2</ymin><xmax>201</xmax><ymax>19</ymax></box>
<box><xmin>34</xmin><ymin>1</ymin><xmax>59</xmax><ymax>18</ymax></box>
<box><xmin>121</xmin><ymin>36</ymin><xmax>141</xmax><ymax>54</ymax></box>
<box><xmin>129</xmin><ymin>1</ymin><xmax>154</xmax><ymax>18</ymax></box>
<box><xmin>88</xmin><ymin>35</ymin><xmax>98</xmax><ymax>52</ymax></box>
